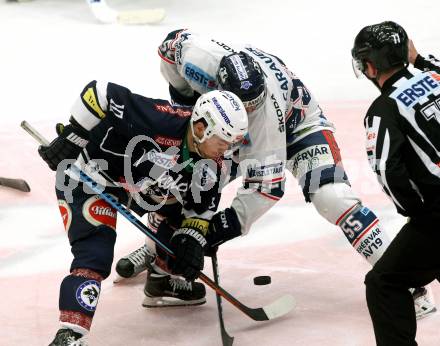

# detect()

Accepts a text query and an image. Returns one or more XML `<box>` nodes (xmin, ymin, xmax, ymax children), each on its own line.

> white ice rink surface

<box><xmin>1</xmin><ymin>0</ymin><xmax>440</xmax><ymax>345</ymax></box>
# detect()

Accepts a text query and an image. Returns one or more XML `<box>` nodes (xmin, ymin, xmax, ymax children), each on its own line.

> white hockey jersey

<box><xmin>158</xmin><ymin>29</ymin><xmax>334</xmax><ymax>234</ymax></box>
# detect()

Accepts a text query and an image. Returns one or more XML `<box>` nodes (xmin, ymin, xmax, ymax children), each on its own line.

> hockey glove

<box><xmin>169</xmin><ymin>84</ymin><xmax>201</xmax><ymax>107</ymax></box>
<box><xmin>205</xmin><ymin>208</ymin><xmax>242</xmax><ymax>256</ymax></box>
<box><xmin>169</xmin><ymin>217</ymin><xmax>208</xmax><ymax>281</ymax></box>
<box><xmin>38</xmin><ymin>118</ymin><xmax>89</xmax><ymax>171</ymax></box>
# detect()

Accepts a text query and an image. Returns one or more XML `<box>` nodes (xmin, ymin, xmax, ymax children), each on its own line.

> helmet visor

<box><xmin>352</xmin><ymin>57</ymin><xmax>365</xmax><ymax>79</ymax></box>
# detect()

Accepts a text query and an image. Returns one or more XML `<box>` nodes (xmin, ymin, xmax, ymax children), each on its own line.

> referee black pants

<box><xmin>365</xmin><ymin>217</ymin><xmax>440</xmax><ymax>346</ymax></box>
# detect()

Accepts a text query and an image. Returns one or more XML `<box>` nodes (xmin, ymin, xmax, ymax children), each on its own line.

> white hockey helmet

<box><xmin>191</xmin><ymin>90</ymin><xmax>248</xmax><ymax>145</ymax></box>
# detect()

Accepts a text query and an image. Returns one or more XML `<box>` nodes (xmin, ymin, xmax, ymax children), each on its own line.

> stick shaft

<box><xmin>212</xmin><ymin>254</ymin><xmax>234</xmax><ymax>346</ymax></box>
<box><xmin>21</xmin><ymin>121</ymin><xmax>50</xmax><ymax>146</ymax></box>
<box><xmin>21</xmin><ymin>120</ymin><xmax>294</xmax><ymax>321</ymax></box>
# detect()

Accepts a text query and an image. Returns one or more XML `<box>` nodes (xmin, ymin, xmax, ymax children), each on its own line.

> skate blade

<box><xmin>416</xmin><ymin>306</ymin><xmax>437</xmax><ymax>320</ymax></box>
<box><xmin>113</xmin><ymin>274</ymin><xmax>127</xmax><ymax>283</ymax></box>
<box><xmin>142</xmin><ymin>295</ymin><xmax>206</xmax><ymax>308</ymax></box>
<box><xmin>415</xmin><ymin>287</ymin><xmax>437</xmax><ymax>320</ymax></box>
<box><xmin>112</xmin><ymin>274</ymin><xmax>136</xmax><ymax>283</ymax></box>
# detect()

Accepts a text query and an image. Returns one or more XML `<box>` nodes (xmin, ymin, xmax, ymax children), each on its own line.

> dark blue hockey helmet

<box><xmin>217</xmin><ymin>52</ymin><xmax>266</xmax><ymax>112</ymax></box>
<box><xmin>352</xmin><ymin>21</ymin><xmax>408</xmax><ymax>77</ymax></box>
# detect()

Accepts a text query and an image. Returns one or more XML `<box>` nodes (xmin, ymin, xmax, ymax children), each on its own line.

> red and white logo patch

<box><xmin>58</xmin><ymin>200</ymin><xmax>72</xmax><ymax>232</ymax></box>
<box><xmin>82</xmin><ymin>195</ymin><xmax>117</xmax><ymax>230</ymax></box>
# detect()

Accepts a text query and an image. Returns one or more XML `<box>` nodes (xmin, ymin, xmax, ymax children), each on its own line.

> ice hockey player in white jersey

<box><xmin>115</xmin><ymin>29</ymin><xmax>435</xmax><ymax>318</ymax></box>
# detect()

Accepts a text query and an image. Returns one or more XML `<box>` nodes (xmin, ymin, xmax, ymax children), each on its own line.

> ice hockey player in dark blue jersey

<box><xmin>38</xmin><ymin>81</ymin><xmax>248</xmax><ymax>345</ymax></box>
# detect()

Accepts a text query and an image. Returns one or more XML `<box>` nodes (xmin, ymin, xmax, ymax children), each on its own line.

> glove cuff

<box><xmin>169</xmin><ymin>84</ymin><xmax>201</xmax><ymax>107</ymax></box>
<box><xmin>64</xmin><ymin>118</ymin><xmax>90</xmax><ymax>148</ymax></box>
<box><xmin>173</xmin><ymin>227</ymin><xmax>207</xmax><ymax>248</ymax></box>
<box><xmin>207</xmin><ymin>208</ymin><xmax>242</xmax><ymax>248</ymax></box>
<box><xmin>172</xmin><ymin>217</ymin><xmax>209</xmax><ymax>248</ymax></box>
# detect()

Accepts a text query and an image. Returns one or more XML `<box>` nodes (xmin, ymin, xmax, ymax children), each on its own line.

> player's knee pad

<box><xmin>310</xmin><ymin>183</ymin><xmax>361</xmax><ymax>224</ymax></box>
<box><xmin>338</xmin><ymin>204</ymin><xmax>389</xmax><ymax>265</ymax></box>
<box><xmin>59</xmin><ymin>269</ymin><xmax>103</xmax><ymax>331</ymax></box>
<box><xmin>70</xmin><ymin>225</ymin><xmax>117</xmax><ymax>279</ymax></box>
<box><xmin>311</xmin><ymin>183</ymin><xmax>390</xmax><ymax>265</ymax></box>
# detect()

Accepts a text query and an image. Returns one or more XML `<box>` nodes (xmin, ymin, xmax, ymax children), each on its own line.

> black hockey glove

<box><xmin>205</xmin><ymin>208</ymin><xmax>242</xmax><ymax>256</ymax></box>
<box><xmin>38</xmin><ymin>118</ymin><xmax>89</xmax><ymax>171</ymax></box>
<box><xmin>169</xmin><ymin>217</ymin><xmax>208</xmax><ymax>281</ymax></box>
<box><xmin>169</xmin><ymin>84</ymin><xmax>201</xmax><ymax>107</ymax></box>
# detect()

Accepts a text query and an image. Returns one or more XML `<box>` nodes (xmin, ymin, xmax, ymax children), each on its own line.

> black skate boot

<box><xmin>48</xmin><ymin>328</ymin><xmax>85</xmax><ymax>346</ymax></box>
<box><xmin>115</xmin><ymin>244</ymin><xmax>153</xmax><ymax>280</ymax></box>
<box><xmin>142</xmin><ymin>269</ymin><xmax>206</xmax><ymax>307</ymax></box>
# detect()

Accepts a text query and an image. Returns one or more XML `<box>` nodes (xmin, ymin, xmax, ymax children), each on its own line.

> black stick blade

<box><xmin>0</xmin><ymin>177</ymin><xmax>31</xmax><ymax>192</ymax></box>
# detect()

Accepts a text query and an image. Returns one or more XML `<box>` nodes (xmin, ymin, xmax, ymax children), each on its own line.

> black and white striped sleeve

<box><xmin>414</xmin><ymin>54</ymin><xmax>440</xmax><ymax>74</ymax></box>
<box><xmin>364</xmin><ymin>103</ymin><xmax>424</xmax><ymax>216</ymax></box>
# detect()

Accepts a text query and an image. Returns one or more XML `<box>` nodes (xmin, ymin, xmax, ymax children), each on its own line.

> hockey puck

<box><xmin>253</xmin><ymin>276</ymin><xmax>271</xmax><ymax>285</ymax></box>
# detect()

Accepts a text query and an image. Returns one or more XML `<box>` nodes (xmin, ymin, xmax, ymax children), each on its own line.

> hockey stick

<box><xmin>211</xmin><ymin>254</ymin><xmax>234</xmax><ymax>346</ymax></box>
<box><xmin>0</xmin><ymin>177</ymin><xmax>31</xmax><ymax>192</ymax></box>
<box><xmin>74</xmin><ymin>167</ymin><xmax>295</xmax><ymax>321</ymax></box>
<box><xmin>86</xmin><ymin>0</ymin><xmax>165</xmax><ymax>25</ymax></box>
<box><xmin>21</xmin><ymin>120</ymin><xmax>296</xmax><ymax>322</ymax></box>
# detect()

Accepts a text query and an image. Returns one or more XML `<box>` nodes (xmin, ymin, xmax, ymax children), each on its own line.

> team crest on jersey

<box><xmin>76</xmin><ymin>280</ymin><xmax>100</xmax><ymax>312</ymax></box>
<box><xmin>58</xmin><ymin>200</ymin><xmax>72</xmax><ymax>232</ymax></box>
<box><xmin>82</xmin><ymin>195</ymin><xmax>117</xmax><ymax>230</ymax></box>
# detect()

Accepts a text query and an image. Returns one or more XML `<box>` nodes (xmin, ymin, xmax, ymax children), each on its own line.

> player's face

<box><xmin>198</xmin><ymin>135</ymin><xmax>232</xmax><ymax>159</ymax></box>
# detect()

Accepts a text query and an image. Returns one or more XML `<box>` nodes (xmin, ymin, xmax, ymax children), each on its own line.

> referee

<box><xmin>352</xmin><ymin>21</ymin><xmax>440</xmax><ymax>346</ymax></box>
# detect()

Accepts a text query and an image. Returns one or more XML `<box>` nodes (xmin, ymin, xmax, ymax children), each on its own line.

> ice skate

<box><xmin>114</xmin><ymin>244</ymin><xmax>153</xmax><ymax>282</ymax></box>
<box><xmin>142</xmin><ymin>270</ymin><xmax>206</xmax><ymax>308</ymax></box>
<box><xmin>412</xmin><ymin>287</ymin><xmax>437</xmax><ymax>320</ymax></box>
<box><xmin>48</xmin><ymin>328</ymin><xmax>86</xmax><ymax>346</ymax></box>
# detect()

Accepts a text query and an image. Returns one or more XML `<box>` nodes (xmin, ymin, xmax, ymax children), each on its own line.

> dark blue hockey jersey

<box><xmin>69</xmin><ymin>80</ymin><xmax>232</xmax><ymax>220</ymax></box>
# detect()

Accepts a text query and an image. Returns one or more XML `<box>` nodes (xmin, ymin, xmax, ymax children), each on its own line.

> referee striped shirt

<box><xmin>364</xmin><ymin>55</ymin><xmax>440</xmax><ymax>216</ymax></box>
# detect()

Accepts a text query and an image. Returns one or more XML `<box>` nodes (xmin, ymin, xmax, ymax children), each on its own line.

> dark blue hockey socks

<box><xmin>59</xmin><ymin>269</ymin><xmax>103</xmax><ymax>331</ymax></box>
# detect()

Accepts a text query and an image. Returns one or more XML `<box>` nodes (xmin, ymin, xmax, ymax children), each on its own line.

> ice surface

<box><xmin>1</xmin><ymin>0</ymin><xmax>439</xmax><ymax>345</ymax></box>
